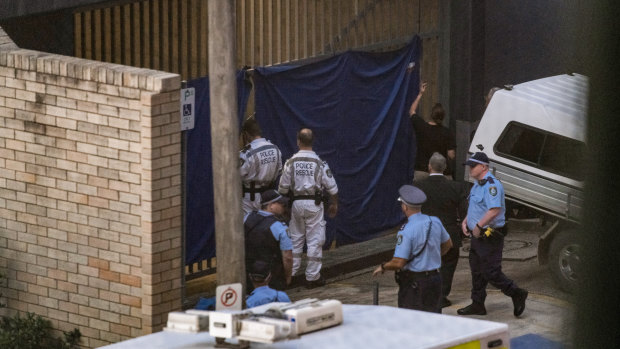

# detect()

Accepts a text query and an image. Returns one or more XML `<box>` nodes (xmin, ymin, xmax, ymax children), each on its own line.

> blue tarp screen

<box><xmin>254</xmin><ymin>36</ymin><xmax>421</xmax><ymax>247</ymax></box>
<box><xmin>185</xmin><ymin>37</ymin><xmax>421</xmax><ymax>263</ymax></box>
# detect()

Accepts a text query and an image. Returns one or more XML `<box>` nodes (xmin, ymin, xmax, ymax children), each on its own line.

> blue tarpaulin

<box><xmin>185</xmin><ymin>37</ymin><xmax>421</xmax><ymax>263</ymax></box>
<box><xmin>254</xmin><ymin>36</ymin><xmax>421</xmax><ymax>247</ymax></box>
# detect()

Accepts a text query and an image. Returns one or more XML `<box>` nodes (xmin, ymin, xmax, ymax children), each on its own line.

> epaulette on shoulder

<box><xmin>241</xmin><ymin>144</ymin><xmax>251</xmax><ymax>153</ymax></box>
<box><xmin>487</xmin><ymin>177</ymin><xmax>495</xmax><ymax>184</ymax></box>
<box><xmin>399</xmin><ymin>224</ymin><xmax>406</xmax><ymax>231</ymax></box>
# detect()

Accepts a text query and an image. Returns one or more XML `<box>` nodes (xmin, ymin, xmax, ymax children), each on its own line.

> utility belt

<box><xmin>242</xmin><ymin>181</ymin><xmax>273</xmax><ymax>201</ymax></box>
<box><xmin>395</xmin><ymin>269</ymin><xmax>440</xmax><ymax>286</ymax></box>
<box><xmin>290</xmin><ymin>192</ymin><xmax>323</xmax><ymax>206</ymax></box>
<box><xmin>469</xmin><ymin>225</ymin><xmax>508</xmax><ymax>239</ymax></box>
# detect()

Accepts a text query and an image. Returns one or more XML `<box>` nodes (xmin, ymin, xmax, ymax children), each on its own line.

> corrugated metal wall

<box><xmin>74</xmin><ymin>0</ymin><xmax>211</xmax><ymax>78</ymax></box>
<box><xmin>73</xmin><ymin>0</ymin><xmax>445</xmax><ymax>118</ymax></box>
<box><xmin>236</xmin><ymin>0</ymin><xmax>421</xmax><ymax>66</ymax></box>
<box><xmin>74</xmin><ymin>0</ymin><xmax>441</xmax><ymax>78</ymax></box>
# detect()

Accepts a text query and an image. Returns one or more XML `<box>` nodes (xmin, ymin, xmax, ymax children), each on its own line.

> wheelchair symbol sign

<box><xmin>180</xmin><ymin>87</ymin><xmax>195</xmax><ymax>130</ymax></box>
<box><xmin>183</xmin><ymin>103</ymin><xmax>192</xmax><ymax>116</ymax></box>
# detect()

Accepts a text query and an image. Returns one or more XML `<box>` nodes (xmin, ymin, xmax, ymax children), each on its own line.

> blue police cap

<box><xmin>261</xmin><ymin>189</ymin><xmax>289</xmax><ymax>205</ymax></box>
<box><xmin>464</xmin><ymin>152</ymin><xmax>489</xmax><ymax>166</ymax></box>
<box><xmin>397</xmin><ymin>185</ymin><xmax>426</xmax><ymax>206</ymax></box>
<box><xmin>249</xmin><ymin>260</ymin><xmax>271</xmax><ymax>281</ymax></box>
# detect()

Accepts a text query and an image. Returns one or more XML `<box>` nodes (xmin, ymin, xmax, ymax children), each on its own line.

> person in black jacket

<box><xmin>409</xmin><ymin>82</ymin><xmax>456</xmax><ymax>180</ymax></box>
<box><xmin>414</xmin><ymin>152</ymin><xmax>468</xmax><ymax>308</ymax></box>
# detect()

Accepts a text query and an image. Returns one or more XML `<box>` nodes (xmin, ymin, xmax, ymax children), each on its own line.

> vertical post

<box><xmin>180</xmin><ymin>79</ymin><xmax>187</xmax><ymax>308</ymax></box>
<box><xmin>373</xmin><ymin>281</ymin><xmax>379</xmax><ymax>305</ymax></box>
<box><xmin>208</xmin><ymin>0</ymin><xmax>245</xmax><ymax>291</ymax></box>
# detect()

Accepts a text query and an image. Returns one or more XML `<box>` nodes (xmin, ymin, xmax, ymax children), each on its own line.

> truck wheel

<box><xmin>549</xmin><ymin>229</ymin><xmax>581</xmax><ymax>292</ymax></box>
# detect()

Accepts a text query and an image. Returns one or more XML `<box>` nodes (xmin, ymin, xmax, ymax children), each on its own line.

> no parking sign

<box><xmin>215</xmin><ymin>283</ymin><xmax>242</xmax><ymax>311</ymax></box>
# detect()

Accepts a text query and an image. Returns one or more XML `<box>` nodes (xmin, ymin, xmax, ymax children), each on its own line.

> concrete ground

<box><xmin>284</xmin><ymin>220</ymin><xmax>576</xmax><ymax>347</ymax></box>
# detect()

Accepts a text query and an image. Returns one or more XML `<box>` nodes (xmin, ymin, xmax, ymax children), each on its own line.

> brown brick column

<box><xmin>139</xmin><ymin>79</ymin><xmax>182</xmax><ymax>334</ymax></box>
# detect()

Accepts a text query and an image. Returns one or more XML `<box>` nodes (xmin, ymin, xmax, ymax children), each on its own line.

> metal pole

<box><xmin>208</xmin><ymin>0</ymin><xmax>245</xmax><ymax>292</ymax></box>
<box><xmin>373</xmin><ymin>281</ymin><xmax>379</xmax><ymax>305</ymax></box>
<box><xmin>181</xmin><ymin>80</ymin><xmax>187</xmax><ymax>308</ymax></box>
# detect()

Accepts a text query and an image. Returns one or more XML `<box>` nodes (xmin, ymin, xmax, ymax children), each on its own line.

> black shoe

<box><xmin>512</xmin><ymin>288</ymin><xmax>528</xmax><ymax>317</ymax></box>
<box><xmin>440</xmin><ymin>298</ymin><xmax>452</xmax><ymax>308</ymax></box>
<box><xmin>305</xmin><ymin>276</ymin><xmax>326</xmax><ymax>289</ymax></box>
<box><xmin>457</xmin><ymin>302</ymin><xmax>487</xmax><ymax>315</ymax></box>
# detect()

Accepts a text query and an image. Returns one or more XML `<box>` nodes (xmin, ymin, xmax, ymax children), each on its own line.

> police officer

<box><xmin>244</xmin><ymin>190</ymin><xmax>293</xmax><ymax>291</ymax></box>
<box><xmin>278</xmin><ymin>128</ymin><xmax>338</xmax><ymax>288</ymax></box>
<box><xmin>458</xmin><ymin>152</ymin><xmax>528</xmax><ymax>317</ymax></box>
<box><xmin>246</xmin><ymin>260</ymin><xmax>291</xmax><ymax>308</ymax></box>
<box><xmin>373</xmin><ymin>185</ymin><xmax>452</xmax><ymax>313</ymax></box>
<box><xmin>239</xmin><ymin>117</ymin><xmax>283</xmax><ymax>214</ymax></box>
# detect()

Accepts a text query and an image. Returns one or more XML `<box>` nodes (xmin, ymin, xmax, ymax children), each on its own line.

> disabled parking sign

<box><xmin>180</xmin><ymin>87</ymin><xmax>195</xmax><ymax>131</ymax></box>
<box><xmin>216</xmin><ymin>283</ymin><xmax>242</xmax><ymax>311</ymax></box>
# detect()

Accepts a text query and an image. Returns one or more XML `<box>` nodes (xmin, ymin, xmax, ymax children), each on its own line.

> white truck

<box><xmin>467</xmin><ymin>73</ymin><xmax>588</xmax><ymax>292</ymax></box>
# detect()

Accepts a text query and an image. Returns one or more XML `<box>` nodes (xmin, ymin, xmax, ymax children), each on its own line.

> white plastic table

<box><xmin>99</xmin><ymin>304</ymin><xmax>509</xmax><ymax>349</ymax></box>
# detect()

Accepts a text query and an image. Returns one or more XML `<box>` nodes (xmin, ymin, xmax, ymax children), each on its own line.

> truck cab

<box><xmin>467</xmin><ymin>73</ymin><xmax>588</xmax><ymax>292</ymax></box>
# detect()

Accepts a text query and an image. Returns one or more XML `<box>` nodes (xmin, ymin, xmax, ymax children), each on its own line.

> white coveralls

<box><xmin>278</xmin><ymin>150</ymin><xmax>338</xmax><ymax>281</ymax></box>
<box><xmin>239</xmin><ymin>138</ymin><xmax>282</xmax><ymax>214</ymax></box>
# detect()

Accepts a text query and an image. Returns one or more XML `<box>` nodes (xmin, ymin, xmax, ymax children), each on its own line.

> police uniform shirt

<box><xmin>239</xmin><ymin>138</ymin><xmax>282</xmax><ymax>187</ymax></box>
<box><xmin>466</xmin><ymin>172</ymin><xmax>506</xmax><ymax>230</ymax></box>
<box><xmin>246</xmin><ymin>286</ymin><xmax>291</xmax><ymax>308</ymax></box>
<box><xmin>243</xmin><ymin>210</ymin><xmax>293</xmax><ymax>251</ymax></box>
<box><xmin>394</xmin><ymin>213</ymin><xmax>450</xmax><ymax>272</ymax></box>
<box><xmin>278</xmin><ymin>150</ymin><xmax>338</xmax><ymax>196</ymax></box>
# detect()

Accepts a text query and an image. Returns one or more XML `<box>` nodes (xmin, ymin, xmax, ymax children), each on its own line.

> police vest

<box><xmin>244</xmin><ymin>212</ymin><xmax>285</xmax><ymax>287</ymax></box>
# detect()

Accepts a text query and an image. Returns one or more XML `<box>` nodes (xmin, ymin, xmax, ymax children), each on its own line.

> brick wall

<box><xmin>0</xmin><ymin>26</ymin><xmax>182</xmax><ymax>348</ymax></box>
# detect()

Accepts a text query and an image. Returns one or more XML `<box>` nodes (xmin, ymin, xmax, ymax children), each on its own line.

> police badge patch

<box><xmin>397</xmin><ymin>234</ymin><xmax>403</xmax><ymax>245</ymax></box>
<box><xmin>326</xmin><ymin>169</ymin><xmax>333</xmax><ymax>178</ymax></box>
<box><xmin>489</xmin><ymin>186</ymin><xmax>497</xmax><ymax>196</ymax></box>
<box><xmin>239</xmin><ymin>158</ymin><xmax>245</xmax><ymax>167</ymax></box>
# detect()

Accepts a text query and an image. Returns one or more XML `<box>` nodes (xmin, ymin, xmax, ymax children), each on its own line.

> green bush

<box><xmin>0</xmin><ymin>312</ymin><xmax>81</xmax><ymax>349</ymax></box>
<box><xmin>0</xmin><ymin>273</ymin><xmax>81</xmax><ymax>349</ymax></box>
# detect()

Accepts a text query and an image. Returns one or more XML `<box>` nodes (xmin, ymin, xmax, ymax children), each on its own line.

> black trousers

<box><xmin>440</xmin><ymin>246</ymin><xmax>460</xmax><ymax>299</ymax></box>
<box><xmin>269</xmin><ymin>267</ymin><xmax>287</xmax><ymax>291</ymax></box>
<box><xmin>397</xmin><ymin>272</ymin><xmax>442</xmax><ymax>313</ymax></box>
<box><xmin>469</xmin><ymin>234</ymin><xmax>518</xmax><ymax>304</ymax></box>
